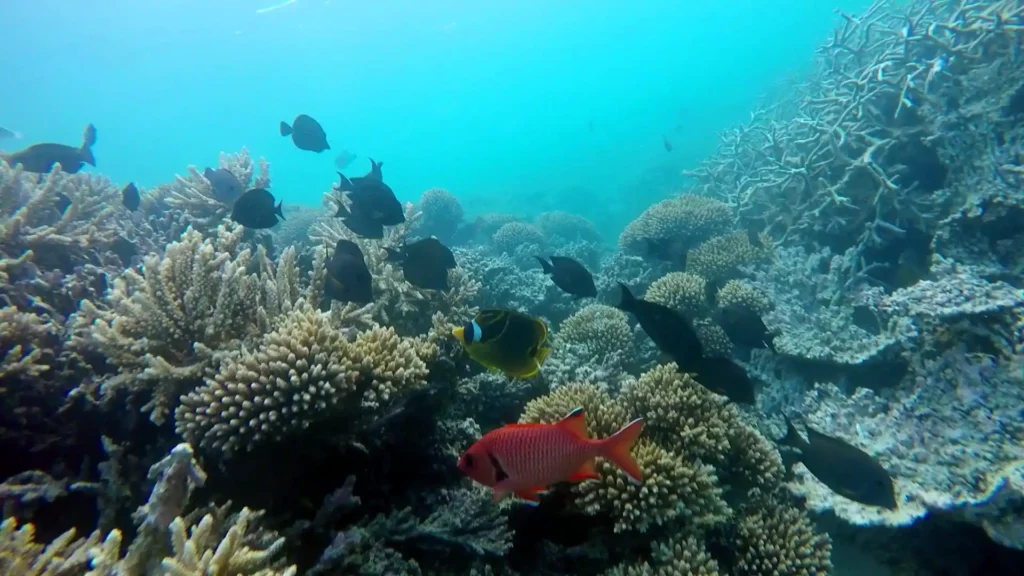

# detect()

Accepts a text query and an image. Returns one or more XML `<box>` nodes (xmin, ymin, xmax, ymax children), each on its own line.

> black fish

<box><xmin>385</xmin><ymin>237</ymin><xmax>457</xmax><ymax>291</ymax></box>
<box><xmin>691</xmin><ymin>356</ymin><xmax>756</xmax><ymax>404</ymax></box>
<box><xmin>110</xmin><ymin>235</ymin><xmax>138</xmax><ymax>267</ymax></box>
<box><xmin>645</xmin><ymin>237</ymin><xmax>689</xmax><ymax>268</ymax></box>
<box><xmin>337</xmin><ymin>212</ymin><xmax>384</xmax><ymax>239</ymax></box>
<box><xmin>780</xmin><ymin>417</ymin><xmax>898</xmax><ymax>510</ymax></box>
<box><xmin>615</xmin><ymin>283</ymin><xmax>703</xmax><ymax>370</ymax></box>
<box><xmin>335</xmin><ymin>173</ymin><xmax>404</xmax><ymax>226</ymax></box>
<box><xmin>713</xmin><ymin>304</ymin><xmax>776</xmax><ymax>351</ymax></box>
<box><xmin>704</xmin><ymin>277</ymin><xmax>725</xmax><ymax>308</ymax></box>
<box><xmin>662</xmin><ymin>134</ymin><xmax>672</xmax><ymax>152</ymax></box>
<box><xmin>747</xmin><ymin>227</ymin><xmax>765</xmax><ymax>249</ymax></box>
<box><xmin>121</xmin><ymin>183</ymin><xmax>140</xmax><ymax>211</ymax></box>
<box><xmin>3</xmin><ymin>124</ymin><xmax>97</xmax><ymax>174</ymax></box>
<box><xmin>280</xmin><ymin>114</ymin><xmax>330</xmax><ymax>153</ymax></box>
<box><xmin>53</xmin><ymin>192</ymin><xmax>72</xmax><ymax>216</ymax></box>
<box><xmin>231</xmin><ymin>188</ymin><xmax>284</xmax><ymax>229</ymax></box>
<box><xmin>536</xmin><ymin>255</ymin><xmax>597</xmax><ymax>298</ymax></box>
<box><xmin>203</xmin><ymin>167</ymin><xmax>244</xmax><ymax>203</ymax></box>
<box><xmin>365</xmin><ymin>158</ymin><xmax>383</xmax><ymax>180</ymax></box>
<box><xmin>325</xmin><ymin>239</ymin><xmax>373</xmax><ymax>304</ymax></box>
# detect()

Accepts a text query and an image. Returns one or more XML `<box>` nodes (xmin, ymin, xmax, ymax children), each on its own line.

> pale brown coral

<box><xmin>491</xmin><ymin>222</ymin><xmax>544</xmax><ymax>254</ymax></box>
<box><xmin>714</xmin><ymin>279</ymin><xmax>773</xmax><ymax>315</ymax></box>
<box><xmin>0</xmin><ymin>306</ymin><xmax>57</xmax><ymax>379</ymax></box>
<box><xmin>732</xmin><ymin>501</ymin><xmax>832</xmax><ymax>576</ymax></box>
<box><xmin>644</xmin><ymin>272</ymin><xmax>709</xmax><ymax>317</ymax></box>
<box><xmin>415</xmin><ymin>187</ymin><xmax>464</xmax><ymax>241</ymax></box>
<box><xmin>606</xmin><ymin>533</ymin><xmax>721</xmax><ymax>576</ymax></box>
<box><xmin>175</xmin><ymin>304</ymin><xmax>435</xmax><ymax>455</ymax></box>
<box><xmin>686</xmin><ymin>231</ymin><xmax>772</xmax><ymax>283</ymax></box>
<box><xmin>618</xmin><ymin>195</ymin><xmax>733</xmax><ymax>254</ymax></box>
<box><xmin>557</xmin><ymin>304</ymin><xmax>634</xmax><ymax>360</ymax></box>
<box><xmin>520</xmin><ymin>382</ymin><xmax>628</xmax><ymax>439</ymax></box>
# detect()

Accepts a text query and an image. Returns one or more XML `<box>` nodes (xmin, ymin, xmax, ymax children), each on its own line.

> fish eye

<box><xmin>463</xmin><ymin>454</ymin><xmax>474</xmax><ymax>468</ymax></box>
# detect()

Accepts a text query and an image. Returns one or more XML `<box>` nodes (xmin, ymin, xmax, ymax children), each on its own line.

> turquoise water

<box><xmin>4</xmin><ymin>0</ymin><xmax>870</xmax><ymax>232</ymax></box>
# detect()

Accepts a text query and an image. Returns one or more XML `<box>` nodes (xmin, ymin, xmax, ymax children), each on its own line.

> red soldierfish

<box><xmin>457</xmin><ymin>408</ymin><xmax>645</xmax><ymax>503</ymax></box>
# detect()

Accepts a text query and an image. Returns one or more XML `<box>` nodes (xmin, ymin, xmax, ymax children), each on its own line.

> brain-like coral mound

<box><xmin>714</xmin><ymin>279</ymin><xmax>773</xmax><ymax>314</ymax></box>
<box><xmin>644</xmin><ymin>272</ymin><xmax>709</xmax><ymax>317</ymax></box>
<box><xmin>618</xmin><ymin>195</ymin><xmax>733</xmax><ymax>254</ymax></box>
<box><xmin>491</xmin><ymin>222</ymin><xmax>545</xmax><ymax>254</ymax></box>
<box><xmin>687</xmin><ymin>231</ymin><xmax>772</xmax><ymax>283</ymax></box>
<box><xmin>535</xmin><ymin>211</ymin><xmax>602</xmax><ymax>244</ymax></box>
<box><xmin>557</xmin><ymin>304</ymin><xmax>634</xmax><ymax>361</ymax></box>
<box><xmin>175</xmin><ymin>304</ymin><xmax>435</xmax><ymax>455</ymax></box>
<box><xmin>415</xmin><ymin>187</ymin><xmax>464</xmax><ymax>241</ymax></box>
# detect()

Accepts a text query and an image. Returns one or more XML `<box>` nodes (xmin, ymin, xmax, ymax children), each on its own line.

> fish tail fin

<box><xmin>335</xmin><ymin>172</ymin><xmax>354</xmax><ymax>192</ymax></box>
<box><xmin>275</xmin><ymin>201</ymin><xmax>285</xmax><ymax>220</ymax></box>
<box><xmin>535</xmin><ymin>256</ymin><xmax>553</xmax><ymax>274</ymax></box>
<box><xmin>279</xmin><ymin>121</ymin><xmax>292</xmax><ymax>136</ymax></box>
<box><xmin>614</xmin><ymin>282</ymin><xmax>636</xmax><ymax>311</ymax></box>
<box><xmin>598</xmin><ymin>418</ymin><xmax>644</xmax><ymax>484</ymax></box>
<box><xmin>780</xmin><ymin>416</ymin><xmax>807</xmax><ymax>450</ymax></box>
<box><xmin>80</xmin><ymin>124</ymin><xmax>97</xmax><ymax>166</ymax></box>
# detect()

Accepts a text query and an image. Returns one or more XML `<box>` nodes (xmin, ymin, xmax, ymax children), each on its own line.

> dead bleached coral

<box><xmin>175</xmin><ymin>303</ymin><xmax>435</xmax><ymax>456</ymax></box>
<box><xmin>159</xmin><ymin>508</ymin><xmax>295</xmax><ymax>576</ymax></box>
<box><xmin>618</xmin><ymin>195</ymin><xmax>733</xmax><ymax>255</ymax></box>
<box><xmin>0</xmin><ymin>516</ymin><xmax>101</xmax><ymax>576</ymax></box>
<box><xmin>72</xmin><ymin>224</ymin><xmax>267</xmax><ymax>423</ymax></box>
<box><xmin>159</xmin><ymin>148</ymin><xmax>271</xmax><ymax>232</ymax></box>
<box><xmin>0</xmin><ymin>306</ymin><xmax>58</xmax><ymax>379</ymax></box>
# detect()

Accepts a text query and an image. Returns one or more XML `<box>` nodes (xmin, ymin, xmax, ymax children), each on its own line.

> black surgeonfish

<box><xmin>536</xmin><ymin>255</ymin><xmax>597</xmax><ymax>298</ymax></box>
<box><xmin>385</xmin><ymin>237</ymin><xmax>457</xmax><ymax>291</ymax></box>
<box><xmin>3</xmin><ymin>124</ymin><xmax>97</xmax><ymax>174</ymax></box>
<box><xmin>280</xmin><ymin>114</ymin><xmax>330</xmax><ymax>153</ymax></box>
<box><xmin>203</xmin><ymin>167</ymin><xmax>245</xmax><ymax>203</ymax></box>
<box><xmin>121</xmin><ymin>183</ymin><xmax>140</xmax><ymax>211</ymax></box>
<box><xmin>713</xmin><ymin>304</ymin><xmax>777</xmax><ymax>352</ymax></box>
<box><xmin>644</xmin><ymin>237</ymin><xmax>689</xmax><ymax>269</ymax></box>
<box><xmin>615</xmin><ymin>283</ymin><xmax>703</xmax><ymax>368</ymax></box>
<box><xmin>231</xmin><ymin>188</ymin><xmax>284</xmax><ymax>229</ymax></box>
<box><xmin>452</xmin><ymin>309</ymin><xmax>551</xmax><ymax>379</ymax></box>
<box><xmin>780</xmin><ymin>417</ymin><xmax>898</xmax><ymax>510</ymax></box>
<box><xmin>324</xmin><ymin>239</ymin><xmax>374</xmax><ymax>304</ymax></box>
<box><xmin>616</xmin><ymin>283</ymin><xmax>755</xmax><ymax>404</ymax></box>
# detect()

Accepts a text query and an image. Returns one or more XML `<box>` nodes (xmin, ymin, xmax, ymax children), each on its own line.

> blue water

<box><xmin>4</xmin><ymin>0</ymin><xmax>870</xmax><ymax>233</ymax></box>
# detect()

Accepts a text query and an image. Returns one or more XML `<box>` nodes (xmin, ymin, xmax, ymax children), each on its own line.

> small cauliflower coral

<box><xmin>619</xmin><ymin>195</ymin><xmax>733</xmax><ymax>254</ymax></box>
<box><xmin>644</xmin><ymin>272</ymin><xmax>709</xmax><ymax>317</ymax></box>
<box><xmin>492</xmin><ymin>222</ymin><xmax>545</xmax><ymax>254</ymax></box>
<box><xmin>415</xmin><ymin>187</ymin><xmax>464</xmax><ymax>241</ymax></box>
<box><xmin>687</xmin><ymin>231</ymin><xmax>772</xmax><ymax>283</ymax></box>
<box><xmin>557</xmin><ymin>304</ymin><xmax>634</xmax><ymax>361</ymax></box>
<box><xmin>174</xmin><ymin>304</ymin><xmax>434</xmax><ymax>455</ymax></box>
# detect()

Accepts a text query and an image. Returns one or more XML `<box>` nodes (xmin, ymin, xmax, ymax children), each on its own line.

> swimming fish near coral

<box><xmin>691</xmin><ymin>356</ymin><xmax>756</xmax><ymax>405</ymax></box>
<box><xmin>203</xmin><ymin>167</ymin><xmax>244</xmax><ymax>203</ymax></box>
<box><xmin>334</xmin><ymin>170</ymin><xmax>405</xmax><ymax>235</ymax></box>
<box><xmin>780</xmin><ymin>417</ymin><xmax>898</xmax><ymax>510</ymax></box>
<box><xmin>385</xmin><ymin>237</ymin><xmax>457</xmax><ymax>291</ymax></box>
<box><xmin>645</xmin><ymin>237</ymin><xmax>689</xmax><ymax>269</ymax></box>
<box><xmin>2</xmin><ymin>124</ymin><xmax>97</xmax><ymax>174</ymax></box>
<box><xmin>713</xmin><ymin>304</ymin><xmax>776</xmax><ymax>352</ymax></box>
<box><xmin>121</xmin><ymin>183</ymin><xmax>140</xmax><ymax>211</ymax></box>
<box><xmin>231</xmin><ymin>188</ymin><xmax>284</xmax><ymax>229</ymax></box>
<box><xmin>0</xmin><ymin>126</ymin><xmax>21</xmax><ymax>140</ymax></box>
<box><xmin>535</xmin><ymin>255</ymin><xmax>597</xmax><ymax>298</ymax></box>
<box><xmin>615</xmin><ymin>283</ymin><xmax>703</xmax><ymax>370</ymax></box>
<box><xmin>662</xmin><ymin>134</ymin><xmax>673</xmax><ymax>152</ymax></box>
<box><xmin>453</xmin><ymin>309</ymin><xmax>552</xmax><ymax>379</ymax></box>
<box><xmin>53</xmin><ymin>192</ymin><xmax>72</xmax><ymax>216</ymax></box>
<box><xmin>280</xmin><ymin>114</ymin><xmax>330</xmax><ymax>153</ymax></box>
<box><xmin>334</xmin><ymin>150</ymin><xmax>358</xmax><ymax>171</ymax></box>
<box><xmin>324</xmin><ymin>239</ymin><xmax>374</xmax><ymax>304</ymax></box>
<box><xmin>458</xmin><ymin>407</ymin><xmax>645</xmax><ymax>503</ymax></box>
<box><xmin>110</xmin><ymin>235</ymin><xmax>138</xmax><ymax>268</ymax></box>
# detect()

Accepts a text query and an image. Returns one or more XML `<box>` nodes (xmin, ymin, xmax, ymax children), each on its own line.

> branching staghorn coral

<box><xmin>175</xmin><ymin>302</ymin><xmax>436</xmax><ymax>456</ymax></box>
<box><xmin>158</xmin><ymin>148</ymin><xmax>271</xmax><ymax>233</ymax></box>
<box><xmin>311</xmin><ymin>194</ymin><xmax>480</xmax><ymax>336</ymax></box>
<box><xmin>0</xmin><ymin>305</ymin><xmax>58</xmax><ymax>379</ymax></box>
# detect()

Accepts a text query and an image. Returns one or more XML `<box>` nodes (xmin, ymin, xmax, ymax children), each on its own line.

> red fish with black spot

<box><xmin>458</xmin><ymin>408</ymin><xmax>645</xmax><ymax>503</ymax></box>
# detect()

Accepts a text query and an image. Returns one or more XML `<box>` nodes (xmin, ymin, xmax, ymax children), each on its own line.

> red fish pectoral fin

<box><xmin>599</xmin><ymin>417</ymin><xmax>645</xmax><ymax>484</ymax></box>
<box><xmin>566</xmin><ymin>458</ymin><xmax>601</xmax><ymax>483</ymax></box>
<box><xmin>492</xmin><ymin>486</ymin><xmax>510</xmax><ymax>502</ymax></box>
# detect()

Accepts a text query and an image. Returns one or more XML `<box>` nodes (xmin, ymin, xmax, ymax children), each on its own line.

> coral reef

<box><xmin>413</xmin><ymin>188</ymin><xmax>464</xmax><ymax>242</ymax></box>
<box><xmin>618</xmin><ymin>195</ymin><xmax>732</xmax><ymax>255</ymax></box>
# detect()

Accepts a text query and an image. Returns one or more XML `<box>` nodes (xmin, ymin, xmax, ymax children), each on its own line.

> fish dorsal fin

<box><xmin>556</xmin><ymin>407</ymin><xmax>589</xmax><ymax>440</ymax></box>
